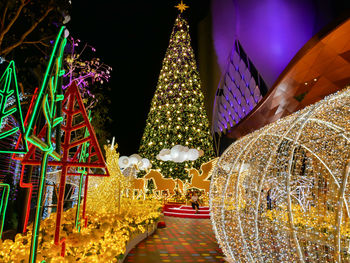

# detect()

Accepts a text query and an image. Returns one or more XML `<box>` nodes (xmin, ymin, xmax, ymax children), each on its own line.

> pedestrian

<box><xmin>191</xmin><ymin>192</ymin><xmax>200</xmax><ymax>214</ymax></box>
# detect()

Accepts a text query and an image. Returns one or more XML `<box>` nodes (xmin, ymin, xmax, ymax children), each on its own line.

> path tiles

<box><xmin>124</xmin><ymin>216</ymin><xmax>226</xmax><ymax>263</ymax></box>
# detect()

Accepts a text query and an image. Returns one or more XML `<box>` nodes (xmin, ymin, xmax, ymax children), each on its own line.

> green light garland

<box><xmin>0</xmin><ymin>183</ymin><xmax>10</xmax><ymax>240</ymax></box>
<box><xmin>0</xmin><ymin>60</ymin><xmax>28</xmax><ymax>153</ymax></box>
<box><xmin>25</xmin><ymin>26</ymin><xmax>66</xmax><ymax>263</ymax></box>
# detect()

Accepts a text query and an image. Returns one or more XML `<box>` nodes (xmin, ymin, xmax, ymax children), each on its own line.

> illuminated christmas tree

<box><xmin>138</xmin><ymin>12</ymin><xmax>215</xmax><ymax>180</ymax></box>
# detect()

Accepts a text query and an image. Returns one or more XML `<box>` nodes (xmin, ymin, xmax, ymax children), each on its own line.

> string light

<box><xmin>0</xmin><ymin>199</ymin><xmax>162</xmax><ymax>262</ymax></box>
<box><xmin>0</xmin><ymin>143</ymin><xmax>162</xmax><ymax>261</ymax></box>
<box><xmin>86</xmin><ymin>144</ymin><xmax>129</xmax><ymax>213</ymax></box>
<box><xmin>210</xmin><ymin>86</ymin><xmax>350</xmax><ymax>262</ymax></box>
<box><xmin>138</xmin><ymin>14</ymin><xmax>215</xmax><ymax>180</ymax></box>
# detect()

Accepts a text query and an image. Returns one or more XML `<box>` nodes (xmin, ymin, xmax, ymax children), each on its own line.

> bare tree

<box><xmin>0</xmin><ymin>0</ymin><xmax>70</xmax><ymax>58</ymax></box>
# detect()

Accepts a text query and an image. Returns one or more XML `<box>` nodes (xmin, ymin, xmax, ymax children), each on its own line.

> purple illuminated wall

<box><xmin>211</xmin><ymin>0</ymin><xmax>340</xmax><ymax>87</ymax></box>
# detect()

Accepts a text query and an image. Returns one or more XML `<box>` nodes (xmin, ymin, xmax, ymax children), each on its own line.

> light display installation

<box><xmin>0</xmin><ymin>199</ymin><xmax>162</xmax><ymax>262</ymax></box>
<box><xmin>0</xmin><ymin>60</ymin><xmax>28</xmax><ymax>153</ymax></box>
<box><xmin>12</xmin><ymin>88</ymin><xmax>38</xmax><ymax>233</ymax></box>
<box><xmin>87</xmin><ymin>143</ymin><xmax>130</xmax><ymax>214</ymax></box>
<box><xmin>138</xmin><ymin>13</ymin><xmax>215</xmax><ymax>180</ymax></box>
<box><xmin>74</xmin><ymin>111</ymin><xmax>91</xmax><ymax>231</ymax></box>
<box><xmin>24</xmin><ymin>25</ymin><xmax>66</xmax><ymax>263</ymax></box>
<box><xmin>20</xmin><ymin>81</ymin><xmax>110</xmax><ymax>255</ymax></box>
<box><xmin>210</xmin><ymin>86</ymin><xmax>350</xmax><ymax>262</ymax></box>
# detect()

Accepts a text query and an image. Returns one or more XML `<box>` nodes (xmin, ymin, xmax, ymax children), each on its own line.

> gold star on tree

<box><xmin>175</xmin><ymin>0</ymin><xmax>189</xmax><ymax>13</ymax></box>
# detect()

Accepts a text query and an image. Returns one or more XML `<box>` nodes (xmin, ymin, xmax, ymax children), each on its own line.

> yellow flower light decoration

<box><xmin>210</xmin><ymin>86</ymin><xmax>350</xmax><ymax>262</ymax></box>
<box><xmin>87</xmin><ymin>143</ymin><xmax>132</xmax><ymax>213</ymax></box>
<box><xmin>0</xmin><ymin>142</ymin><xmax>162</xmax><ymax>262</ymax></box>
<box><xmin>0</xmin><ymin>199</ymin><xmax>162</xmax><ymax>262</ymax></box>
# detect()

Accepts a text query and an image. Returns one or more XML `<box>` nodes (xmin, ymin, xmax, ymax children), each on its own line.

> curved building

<box><xmin>198</xmin><ymin>0</ymin><xmax>350</xmax><ymax>154</ymax></box>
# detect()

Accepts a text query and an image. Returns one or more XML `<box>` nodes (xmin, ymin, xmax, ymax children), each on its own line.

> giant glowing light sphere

<box><xmin>210</xmin><ymin>87</ymin><xmax>350</xmax><ymax>262</ymax></box>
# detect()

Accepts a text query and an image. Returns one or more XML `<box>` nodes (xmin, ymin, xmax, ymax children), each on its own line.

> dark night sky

<box><xmin>68</xmin><ymin>0</ymin><xmax>210</xmax><ymax>156</ymax></box>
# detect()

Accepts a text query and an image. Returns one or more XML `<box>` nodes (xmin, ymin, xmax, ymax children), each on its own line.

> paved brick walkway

<box><xmin>124</xmin><ymin>216</ymin><xmax>227</xmax><ymax>263</ymax></box>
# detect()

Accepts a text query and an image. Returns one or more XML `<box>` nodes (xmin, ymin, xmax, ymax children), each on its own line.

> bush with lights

<box><xmin>0</xmin><ymin>143</ymin><xmax>162</xmax><ymax>262</ymax></box>
<box><xmin>0</xmin><ymin>198</ymin><xmax>162</xmax><ymax>262</ymax></box>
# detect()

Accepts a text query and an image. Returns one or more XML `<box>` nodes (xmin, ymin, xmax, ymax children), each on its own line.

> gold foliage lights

<box><xmin>209</xmin><ymin>87</ymin><xmax>350</xmax><ymax>262</ymax></box>
<box><xmin>87</xmin><ymin>143</ymin><xmax>131</xmax><ymax>214</ymax></box>
<box><xmin>0</xmin><ymin>199</ymin><xmax>162</xmax><ymax>262</ymax></box>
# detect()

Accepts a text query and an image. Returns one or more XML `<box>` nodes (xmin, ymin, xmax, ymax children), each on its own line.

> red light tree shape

<box><xmin>21</xmin><ymin>81</ymin><xmax>110</xmax><ymax>251</ymax></box>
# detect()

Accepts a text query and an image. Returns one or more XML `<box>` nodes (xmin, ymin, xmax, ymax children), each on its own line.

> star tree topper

<box><xmin>175</xmin><ymin>0</ymin><xmax>189</xmax><ymax>13</ymax></box>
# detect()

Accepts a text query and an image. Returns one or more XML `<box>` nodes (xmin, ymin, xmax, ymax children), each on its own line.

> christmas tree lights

<box><xmin>138</xmin><ymin>13</ymin><xmax>215</xmax><ymax>180</ymax></box>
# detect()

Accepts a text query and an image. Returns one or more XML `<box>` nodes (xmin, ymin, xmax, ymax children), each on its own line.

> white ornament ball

<box><xmin>130</xmin><ymin>154</ymin><xmax>142</xmax><ymax>163</ymax></box>
<box><xmin>128</xmin><ymin>156</ymin><xmax>138</xmax><ymax>165</ymax></box>
<box><xmin>188</xmin><ymin>149</ymin><xmax>199</xmax><ymax>161</ymax></box>
<box><xmin>159</xmin><ymin>149</ymin><xmax>171</xmax><ymax>156</ymax></box>
<box><xmin>140</xmin><ymin>158</ymin><xmax>150</xmax><ymax>170</ymax></box>
<box><xmin>171</xmin><ymin>145</ymin><xmax>183</xmax><ymax>159</ymax></box>
<box><xmin>118</xmin><ymin>156</ymin><xmax>129</xmax><ymax>168</ymax></box>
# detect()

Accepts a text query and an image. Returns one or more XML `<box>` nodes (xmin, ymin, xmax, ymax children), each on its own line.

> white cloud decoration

<box><xmin>156</xmin><ymin>145</ymin><xmax>204</xmax><ymax>163</ymax></box>
<box><xmin>118</xmin><ymin>154</ymin><xmax>152</xmax><ymax>171</ymax></box>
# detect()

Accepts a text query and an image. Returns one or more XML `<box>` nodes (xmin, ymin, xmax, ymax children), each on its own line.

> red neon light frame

<box><xmin>19</xmin><ymin>82</ymin><xmax>109</xmax><ymax>244</ymax></box>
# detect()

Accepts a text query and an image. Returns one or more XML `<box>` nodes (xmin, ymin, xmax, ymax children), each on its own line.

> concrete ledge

<box><xmin>119</xmin><ymin>222</ymin><xmax>157</xmax><ymax>263</ymax></box>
